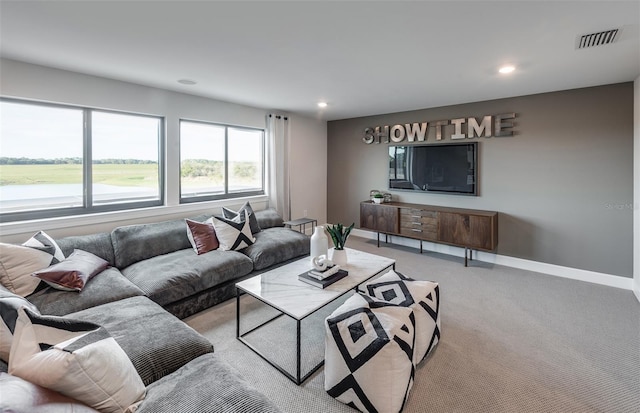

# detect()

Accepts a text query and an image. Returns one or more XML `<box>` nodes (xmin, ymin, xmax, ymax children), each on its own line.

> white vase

<box><xmin>331</xmin><ymin>249</ymin><xmax>348</xmax><ymax>267</ymax></box>
<box><xmin>310</xmin><ymin>226</ymin><xmax>328</xmax><ymax>264</ymax></box>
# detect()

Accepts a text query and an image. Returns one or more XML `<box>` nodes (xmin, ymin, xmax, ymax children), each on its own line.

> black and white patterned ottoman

<box><xmin>324</xmin><ymin>293</ymin><xmax>415</xmax><ymax>413</ymax></box>
<box><xmin>361</xmin><ymin>269</ymin><xmax>441</xmax><ymax>365</ymax></box>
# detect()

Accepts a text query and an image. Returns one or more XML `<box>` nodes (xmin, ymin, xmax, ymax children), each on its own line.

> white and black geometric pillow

<box><xmin>9</xmin><ymin>307</ymin><xmax>146</xmax><ymax>412</ymax></box>
<box><xmin>325</xmin><ymin>293</ymin><xmax>415</xmax><ymax>413</ymax></box>
<box><xmin>0</xmin><ymin>232</ymin><xmax>65</xmax><ymax>297</ymax></box>
<box><xmin>222</xmin><ymin>201</ymin><xmax>261</xmax><ymax>234</ymax></box>
<box><xmin>22</xmin><ymin>231</ymin><xmax>65</xmax><ymax>264</ymax></box>
<box><xmin>361</xmin><ymin>269</ymin><xmax>441</xmax><ymax>364</ymax></box>
<box><xmin>212</xmin><ymin>210</ymin><xmax>256</xmax><ymax>251</ymax></box>
<box><xmin>0</xmin><ymin>288</ymin><xmax>40</xmax><ymax>362</ymax></box>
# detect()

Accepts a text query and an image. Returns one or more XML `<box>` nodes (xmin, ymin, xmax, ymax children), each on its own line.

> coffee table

<box><xmin>236</xmin><ymin>247</ymin><xmax>395</xmax><ymax>385</ymax></box>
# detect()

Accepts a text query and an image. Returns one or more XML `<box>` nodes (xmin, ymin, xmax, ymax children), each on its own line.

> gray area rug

<box><xmin>186</xmin><ymin>236</ymin><xmax>640</xmax><ymax>412</ymax></box>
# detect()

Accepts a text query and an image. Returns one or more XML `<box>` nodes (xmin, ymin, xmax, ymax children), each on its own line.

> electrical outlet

<box><xmin>303</xmin><ymin>209</ymin><xmax>308</xmax><ymax>217</ymax></box>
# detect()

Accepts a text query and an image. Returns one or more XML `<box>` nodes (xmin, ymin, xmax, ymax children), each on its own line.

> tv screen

<box><xmin>389</xmin><ymin>142</ymin><xmax>477</xmax><ymax>195</ymax></box>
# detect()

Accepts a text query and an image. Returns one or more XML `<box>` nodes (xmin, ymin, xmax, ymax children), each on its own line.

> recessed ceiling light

<box><xmin>317</xmin><ymin>102</ymin><xmax>328</xmax><ymax>108</ymax></box>
<box><xmin>498</xmin><ymin>65</ymin><xmax>515</xmax><ymax>74</ymax></box>
<box><xmin>178</xmin><ymin>79</ymin><xmax>197</xmax><ymax>85</ymax></box>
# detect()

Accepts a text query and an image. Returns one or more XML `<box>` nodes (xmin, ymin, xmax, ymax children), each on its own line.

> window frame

<box><xmin>179</xmin><ymin>119</ymin><xmax>265</xmax><ymax>204</ymax></box>
<box><xmin>0</xmin><ymin>97</ymin><xmax>165</xmax><ymax>222</ymax></box>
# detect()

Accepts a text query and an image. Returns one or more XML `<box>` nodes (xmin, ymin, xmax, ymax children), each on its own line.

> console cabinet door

<box><xmin>438</xmin><ymin>212</ymin><xmax>494</xmax><ymax>250</ymax></box>
<box><xmin>360</xmin><ymin>203</ymin><xmax>398</xmax><ymax>234</ymax></box>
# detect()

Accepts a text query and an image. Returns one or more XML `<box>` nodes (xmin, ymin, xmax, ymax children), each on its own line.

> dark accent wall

<box><xmin>327</xmin><ymin>83</ymin><xmax>634</xmax><ymax>277</ymax></box>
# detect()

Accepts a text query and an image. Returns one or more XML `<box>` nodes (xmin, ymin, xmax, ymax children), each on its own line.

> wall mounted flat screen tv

<box><xmin>389</xmin><ymin>142</ymin><xmax>477</xmax><ymax>195</ymax></box>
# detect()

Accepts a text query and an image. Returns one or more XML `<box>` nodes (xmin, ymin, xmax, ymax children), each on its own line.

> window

<box><xmin>91</xmin><ymin>111</ymin><xmax>161</xmax><ymax>205</ymax></box>
<box><xmin>0</xmin><ymin>99</ymin><xmax>163</xmax><ymax>221</ymax></box>
<box><xmin>180</xmin><ymin>120</ymin><xmax>264</xmax><ymax>202</ymax></box>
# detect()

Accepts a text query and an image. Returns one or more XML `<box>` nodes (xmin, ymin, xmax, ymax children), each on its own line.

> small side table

<box><xmin>283</xmin><ymin>217</ymin><xmax>317</xmax><ymax>234</ymax></box>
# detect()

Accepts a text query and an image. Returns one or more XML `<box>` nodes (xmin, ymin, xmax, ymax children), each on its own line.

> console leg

<box><xmin>420</xmin><ymin>240</ymin><xmax>423</xmax><ymax>254</ymax></box>
<box><xmin>464</xmin><ymin>248</ymin><xmax>468</xmax><ymax>267</ymax></box>
<box><xmin>377</xmin><ymin>232</ymin><xmax>380</xmax><ymax>248</ymax></box>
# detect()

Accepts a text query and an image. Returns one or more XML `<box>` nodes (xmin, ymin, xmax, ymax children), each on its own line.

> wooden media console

<box><xmin>360</xmin><ymin>201</ymin><xmax>498</xmax><ymax>266</ymax></box>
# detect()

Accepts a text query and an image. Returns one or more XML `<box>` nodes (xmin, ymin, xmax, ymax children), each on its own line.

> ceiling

<box><xmin>1</xmin><ymin>1</ymin><xmax>638</xmax><ymax>121</ymax></box>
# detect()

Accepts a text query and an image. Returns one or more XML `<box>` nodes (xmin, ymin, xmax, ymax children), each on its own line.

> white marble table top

<box><xmin>236</xmin><ymin>248</ymin><xmax>395</xmax><ymax>320</ymax></box>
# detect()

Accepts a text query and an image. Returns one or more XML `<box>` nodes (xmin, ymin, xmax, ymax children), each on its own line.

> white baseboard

<box><xmin>351</xmin><ymin>228</ymin><xmax>634</xmax><ymax>291</ymax></box>
<box><xmin>634</xmin><ymin>281</ymin><xmax>640</xmax><ymax>302</ymax></box>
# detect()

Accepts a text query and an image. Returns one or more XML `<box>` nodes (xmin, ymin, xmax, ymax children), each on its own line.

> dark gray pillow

<box><xmin>222</xmin><ymin>201</ymin><xmax>261</xmax><ymax>234</ymax></box>
<box><xmin>254</xmin><ymin>208</ymin><xmax>285</xmax><ymax>229</ymax></box>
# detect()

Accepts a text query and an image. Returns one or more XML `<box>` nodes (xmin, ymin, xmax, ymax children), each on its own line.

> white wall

<box><xmin>634</xmin><ymin>75</ymin><xmax>640</xmax><ymax>302</ymax></box>
<box><xmin>289</xmin><ymin>116</ymin><xmax>328</xmax><ymax>232</ymax></box>
<box><xmin>0</xmin><ymin>59</ymin><xmax>327</xmax><ymax>242</ymax></box>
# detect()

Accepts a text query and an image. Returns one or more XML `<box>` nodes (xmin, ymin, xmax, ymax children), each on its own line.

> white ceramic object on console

<box><xmin>331</xmin><ymin>249</ymin><xmax>348</xmax><ymax>267</ymax></box>
<box><xmin>310</xmin><ymin>226</ymin><xmax>329</xmax><ymax>264</ymax></box>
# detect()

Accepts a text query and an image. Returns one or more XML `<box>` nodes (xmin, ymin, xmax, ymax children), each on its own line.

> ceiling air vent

<box><xmin>577</xmin><ymin>29</ymin><xmax>619</xmax><ymax>49</ymax></box>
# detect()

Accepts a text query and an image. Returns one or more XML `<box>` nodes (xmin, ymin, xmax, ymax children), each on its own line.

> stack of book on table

<box><xmin>298</xmin><ymin>265</ymin><xmax>348</xmax><ymax>289</ymax></box>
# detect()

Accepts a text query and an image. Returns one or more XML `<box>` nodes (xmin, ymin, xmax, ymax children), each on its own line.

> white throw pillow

<box><xmin>9</xmin><ymin>307</ymin><xmax>146</xmax><ymax>413</ymax></box>
<box><xmin>0</xmin><ymin>231</ymin><xmax>65</xmax><ymax>297</ymax></box>
<box><xmin>212</xmin><ymin>210</ymin><xmax>256</xmax><ymax>251</ymax></box>
<box><xmin>0</xmin><ymin>289</ymin><xmax>40</xmax><ymax>362</ymax></box>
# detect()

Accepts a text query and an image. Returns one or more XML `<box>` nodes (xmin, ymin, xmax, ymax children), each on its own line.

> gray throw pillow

<box><xmin>222</xmin><ymin>201</ymin><xmax>261</xmax><ymax>234</ymax></box>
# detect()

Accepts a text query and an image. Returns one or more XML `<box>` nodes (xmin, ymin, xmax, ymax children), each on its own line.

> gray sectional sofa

<box><xmin>1</xmin><ymin>208</ymin><xmax>310</xmax><ymax>412</ymax></box>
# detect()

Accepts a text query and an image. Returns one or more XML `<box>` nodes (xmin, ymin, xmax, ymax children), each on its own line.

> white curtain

<box><xmin>266</xmin><ymin>114</ymin><xmax>291</xmax><ymax>221</ymax></box>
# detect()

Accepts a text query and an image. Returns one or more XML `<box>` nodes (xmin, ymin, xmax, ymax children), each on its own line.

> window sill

<box><xmin>0</xmin><ymin>195</ymin><xmax>269</xmax><ymax>236</ymax></box>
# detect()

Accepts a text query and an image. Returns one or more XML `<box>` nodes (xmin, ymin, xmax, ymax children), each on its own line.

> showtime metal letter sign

<box><xmin>362</xmin><ymin>113</ymin><xmax>516</xmax><ymax>144</ymax></box>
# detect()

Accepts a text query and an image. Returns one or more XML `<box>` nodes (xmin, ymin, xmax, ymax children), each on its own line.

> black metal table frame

<box><xmin>235</xmin><ymin>263</ymin><xmax>394</xmax><ymax>385</ymax></box>
<box><xmin>376</xmin><ymin>231</ymin><xmax>475</xmax><ymax>266</ymax></box>
<box><xmin>283</xmin><ymin>218</ymin><xmax>318</xmax><ymax>234</ymax></box>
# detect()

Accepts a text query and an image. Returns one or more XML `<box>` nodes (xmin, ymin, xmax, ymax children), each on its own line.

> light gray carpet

<box><xmin>186</xmin><ymin>236</ymin><xmax>640</xmax><ymax>413</ymax></box>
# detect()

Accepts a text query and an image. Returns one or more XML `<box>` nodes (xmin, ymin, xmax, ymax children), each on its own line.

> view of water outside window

<box><xmin>0</xmin><ymin>101</ymin><xmax>162</xmax><ymax>215</ymax></box>
<box><xmin>91</xmin><ymin>111</ymin><xmax>160</xmax><ymax>205</ymax></box>
<box><xmin>180</xmin><ymin>121</ymin><xmax>263</xmax><ymax>199</ymax></box>
<box><xmin>180</xmin><ymin>122</ymin><xmax>226</xmax><ymax>198</ymax></box>
<box><xmin>0</xmin><ymin>101</ymin><xmax>84</xmax><ymax>213</ymax></box>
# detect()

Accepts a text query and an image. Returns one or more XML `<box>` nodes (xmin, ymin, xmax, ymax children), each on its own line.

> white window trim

<box><xmin>0</xmin><ymin>194</ymin><xmax>268</xmax><ymax>236</ymax></box>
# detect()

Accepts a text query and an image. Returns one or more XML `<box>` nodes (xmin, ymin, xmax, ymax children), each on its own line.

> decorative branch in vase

<box><xmin>326</xmin><ymin>223</ymin><xmax>355</xmax><ymax>266</ymax></box>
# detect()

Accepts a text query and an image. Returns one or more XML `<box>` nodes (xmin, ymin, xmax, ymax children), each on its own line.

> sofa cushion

<box><xmin>33</xmin><ymin>249</ymin><xmax>110</xmax><ymax>292</ymax></box>
<box><xmin>111</xmin><ymin>215</ymin><xmax>210</xmax><ymax>269</ymax></box>
<box><xmin>66</xmin><ymin>296</ymin><xmax>213</xmax><ymax>386</ymax></box>
<box><xmin>254</xmin><ymin>208</ymin><xmax>284</xmax><ymax>229</ymax></box>
<box><xmin>0</xmin><ymin>286</ymin><xmax>40</xmax><ymax>363</ymax></box>
<box><xmin>186</xmin><ymin>218</ymin><xmax>219</xmax><ymax>255</ymax></box>
<box><xmin>56</xmin><ymin>232</ymin><xmax>116</xmax><ymax>267</ymax></box>
<box><xmin>136</xmin><ymin>353</ymin><xmax>282</xmax><ymax>413</ymax></box>
<box><xmin>222</xmin><ymin>201</ymin><xmax>261</xmax><ymax>234</ymax></box>
<box><xmin>23</xmin><ymin>231</ymin><xmax>66</xmax><ymax>263</ymax></box>
<box><xmin>0</xmin><ymin>372</ymin><xmax>99</xmax><ymax>413</ymax></box>
<box><xmin>0</xmin><ymin>242</ymin><xmax>58</xmax><ymax>297</ymax></box>
<box><xmin>9</xmin><ymin>307</ymin><xmax>146</xmax><ymax>413</ymax></box>
<box><xmin>212</xmin><ymin>210</ymin><xmax>255</xmax><ymax>251</ymax></box>
<box><xmin>242</xmin><ymin>227</ymin><xmax>310</xmax><ymax>270</ymax></box>
<box><xmin>27</xmin><ymin>267</ymin><xmax>144</xmax><ymax>316</ymax></box>
<box><xmin>121</xmin><ymin>248</ymin><xmax>253</xmax><ymax>307</ymax></box>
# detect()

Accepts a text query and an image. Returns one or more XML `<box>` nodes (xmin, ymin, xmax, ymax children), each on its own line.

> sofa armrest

<box><xmin>255</xmin><ymin>208</ymin><xmax>284</xmax><ymax>229</ymax></box>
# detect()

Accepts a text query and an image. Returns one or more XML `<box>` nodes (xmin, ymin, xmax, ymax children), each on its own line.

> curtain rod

<box><xmin>268</xmin><ymin>114</ymin><xmax>288</xmax><ymax>120</ymax></box>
